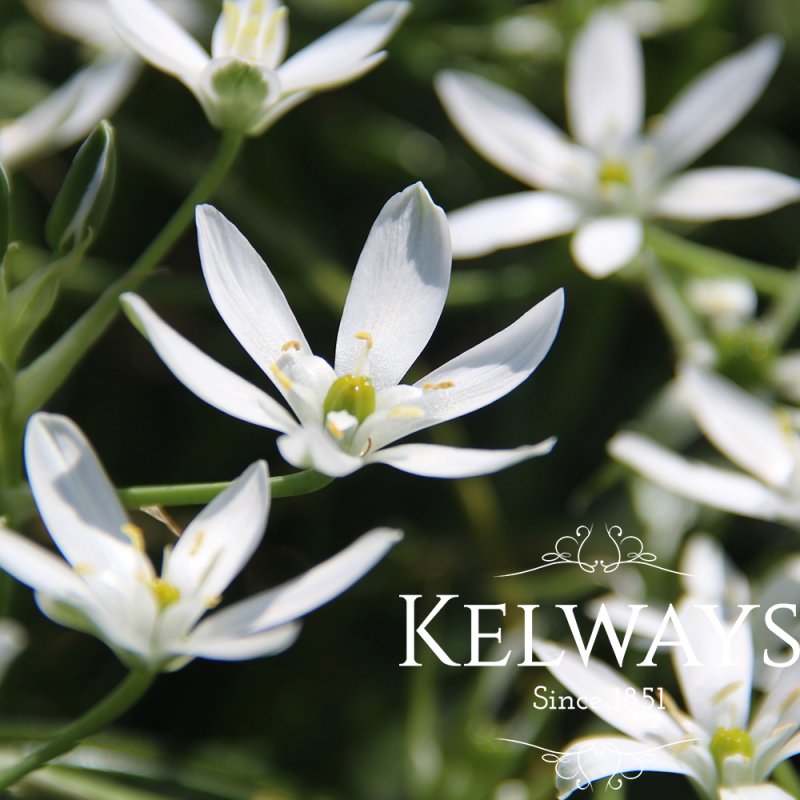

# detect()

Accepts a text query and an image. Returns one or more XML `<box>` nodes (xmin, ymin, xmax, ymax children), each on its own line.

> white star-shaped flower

<box><xmin>436</xmin><ymin>11</ymin><xmax>800</xmax><ymax>278</ymax></box>
<box><xmin>609</xmin><ymin>366</ymin><xmax>800</xmax><ymax>522</ymax></box>
<box><xmin>121</xmin><ymin>183</ymin><xmax>564</xmax><ymax>478</ymax></box>
<box><xmin>0</xmin><ymin>413</ymin><xmax>400</xmax><ymax>672</ymax></box>
<box><xmin>532</xmin><ymin>590</ymin><xmax>800</xmax><ymax>799</ymax></box>
<box><xmin>108</xmin><ymin>0</ymin><xmax>410</xmax><ymax>135</ymax></box>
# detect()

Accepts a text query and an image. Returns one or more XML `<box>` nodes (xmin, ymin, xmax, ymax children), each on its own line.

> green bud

<box><xmin>46</xmin><ymin>120</ymin><xmax>117</xmax><ymax>255</ymax></box>
<box><xmin>710</xmin><ymin>728</ymin><xmax>754</xmax><ymax>773</ymax></box>
<box><xmin>323</xmin><ymin>374</ymin><xmax>376</xmax><ymax>424</ymax></box>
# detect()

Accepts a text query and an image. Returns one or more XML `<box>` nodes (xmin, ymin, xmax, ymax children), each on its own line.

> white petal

<box><xmin>570</xmin><ymin>216</ymin><xmax>643</xmax><ymax>278</ymax></box>
<box><xmin>531</xmin><ymin>638</ymin><xmax>684</xmax><ymax>742</ymax></box>
<box><xmin>24</xmin><ymin>414</ymin><xmax>150</xmax><ymax>578</ymax></box>
<box><xmin>567</xmin><ymin>11</ymin><xmax>643</xmax><ymax>152</ymax></box>
<box><xmin>165</xmin><ymin>461</ymin><xmax>270</xmax><ymax>607</ymax></box>
<box><xmin>277</xmin><ymin>1</ymin><xmax>410</xmax><ymax>94</ymax></box>
<box><xmin>188</xmin><ymin>528</ymin><xmax>402</xmax><ymax>642</ymax></box>
<box><xmin>108</xmin><ymin>0</ymin><xmax>209</xmax><ymax>88</ymax></box>
<box><xmin>720</xmin><ymin>787</ymin><xmax>797</xmax><ymax>800</ymax></box>
<box><xmin>0</xmin><ymin>526</ymin><xmax>88</xmax><ymax>600</ymax></box>
<box><xmin>550</xmin><ymin>735</ymin><xmax>693</xmax><ymax>799</ymax></box>
<box><xmin>277</xmin><ymin>426</ymin><xmax>363</xmax><ymax>477</ymax></box>
<box><xmin>650</xmin><ymin>37</ymin><xmax>782</xmax><ymax>173</ymax></box>
<box><xmin>680</xmin><ymin>366</ymin><xmax>797</xmax><ymax>489</ymax></box>
<box><xmin>448</xmin><ymin>192</ymin><xmax>582</xmax><ymax>259</ymax></box>
<box><xmin>608</xmin><ymin>431</ymin><xmax>800</xmax><ymax>521</ymax></box>
<box><xmin>368</xmin><ymin>289</ymin><xmax>563</xmax><ymax>447</ymax></box>
<box><xmin>366</xmin><ymin>440</ymin><xmax>554</xmax><ymax>477</ymax></box>
<box><xmin>0</xmin><ymin>57</ymin><xmax>134</xmax><ymax>168</ymax></box>
<box><xmin>196</xmin><ymin>205</ymin><xmax>311</xmax><ymax>381</ymax></box>
<box><xmin>26</xmin><ymin>0</ymin><xmax>123</xmax><ymax>50</ymax></box>
<box><xmin>53</xmin><ymin>55</ymin><xmax>138</xmax><ymax>148</ymax></box>
<box><xmin>680</xmin><ymin>534</ymin><xmax>749</xmax><ymax>605</ymax></box>
<box><xmin>211</xmin><ymin>1</ymin><xmax>287</xmax><ymax>66</ymax></box>
<box><xmin>435</xmin><ymin>70</ymin><xmax>597</xmax><ymax>194</ymax></box>
<box><xmin>181</xmin><ymin>622</ymin><xmax>300</xmax><ymax>660</ymax></box>
<box><xmin>779</xmin><ymin>734</ymin><xmax>800</xmax><ymax>761</ymax></box>
<box><xmin>120</xmin><ymin>293</ymin><xmax>297</xmax><ymax>433</ymax></box>
<box><xmin>654</xmin><ymin>168</ymin><xmax>800</xmax><ymax>221</ymax></box>
<box><xmin>335</xmin><ymin>183</ymin><xmax>451</xmax><ymax>390</ymax></box>
<box><xmin>673</xmin><ymin>598</ymin><xmax>752</xmax><ymax>731</ymax></box>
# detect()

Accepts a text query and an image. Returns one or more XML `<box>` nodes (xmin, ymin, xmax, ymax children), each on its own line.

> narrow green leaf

<box><xmin>0</xmin><ymin>165</ymin><xmax>9</xmax><ymax>262</ymax></box>
<box><xmin>45</xmin><ymin>120</ymin><xmax>117</xmax><ymax>255</ymax></box>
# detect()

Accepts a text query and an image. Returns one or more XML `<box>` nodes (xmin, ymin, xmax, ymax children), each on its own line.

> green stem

<box><xmin>774</xmin><ymin>761</ymin><xmax>800</xmax><ymax>799</ymax></box>
<box><xmin>646</xmin><ymin>226</ymin><xmax>791</xmax><ymax>295</ymax></box>
<box><xmin>0</xmin><ymin>469</ymin><xmax>332</xmax><ymax>524</ymax></box>
<box><xmin>0</xmin><ymin>670</ymin><xmax>154</xmax><ymax>792</ymax></box>
<box><xmin>13</xmin><ymin>132</ymin><xmax>244</xmax><ymax>424</ymax></box>
<box><xmin>641</xmin><ymin>251</ymin><xmax>709</xmax><ymax>360</ymax></box>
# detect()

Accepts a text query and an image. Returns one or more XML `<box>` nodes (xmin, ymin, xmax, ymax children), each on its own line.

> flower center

<box><xmin>323</xmin><ymin>374</ymin><xmax>376</xmax><ymax>424</ymax></box>
<box><xmin>598</xmin><ymin>159</ymin><xmax>631</xmax><ymax>188</ymax></box>
<box><xmin>710</xmin><ymin>728</ymin><xmax>754</xmax><ymax>773</ymax></box>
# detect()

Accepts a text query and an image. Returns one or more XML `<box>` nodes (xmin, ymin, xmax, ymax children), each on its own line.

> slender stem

<box><xmin>646</xmin><ymin>226</ymin><xmax>791</xmax><ymax>295</ymax></box>
<box><xmin>0</xmin><ymin>670</ymin><xmax>154</xmax><ymax>792</ymax></box>
<box><xmin>0</xmin><ymin>469</ymin><xmax>332</xmax><ymax>524</ymax></box>
<box><xmin>13</xmin><ymin>132</ymin><xmax>244</xmax><ymax>424</ymax></box>
<box><xmin>641</xmin><ymin>251</ymin><xmax>710</xmax><ymax>361</ymax></box>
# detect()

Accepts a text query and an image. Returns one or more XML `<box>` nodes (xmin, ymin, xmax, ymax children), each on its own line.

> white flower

<box><xmin>0</xmin><ymin>58</ymin><xmax>136</xmax><ymax>169</ymax></box>
<box><xmin>0</xmin><ymin>620</ymin><xmax>26</xmax><ymax>685</ymax></box>
<box><xmin>121</xmin><ymin>183</ymin><xmax>564</xmax><ymax>478</ymax></box>
<box><xmin>0</xmin><ymin>413</ymin><xmax>400</xmax><ymax>672</ymax></box>
<box><xmin>26</xmin><ymin>0</ymin><xmax>202</xmax><ymax>55</ymax></box>
<box><xmin>531</xmin><ymin>597</ymin><xmax>800</xmax><ymax>799</ymax></box>
<box><xmin>108</xmin><ymin>0</ymin><xmax>410</xmax><ymax>135</ymax></box>
<box><xmin>436</xmin><ymin>12</ymin><xmax>800</xmax><ymax>278</ymax></box>
<box><xmin>609</xmin><ymin>366</ymin><xmax>800</xmax><ymax>522</ymax></box>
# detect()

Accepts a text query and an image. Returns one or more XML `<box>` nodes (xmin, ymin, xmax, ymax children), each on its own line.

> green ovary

<box><xmin>323</xmin><ymin>374</ymin><xmax>376</xmax><ymax>423</ymax></box>
<box><xmin>710</xmin><ymin>728</ymin><xmax>754</xmax><ymax>773</ymax></box>
<box><xmin>598</xmin><ymin>160</ymin><xmax>631</xmax><ymax>187</ymax></box>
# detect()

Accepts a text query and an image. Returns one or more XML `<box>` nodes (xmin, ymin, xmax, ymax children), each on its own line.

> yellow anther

<box><xmin>780</xmin><ymin>688</ymin><xmax>800</xmax><ymax>716</ymax></box>
<box><xmin>189</xmin><ymin>531</ymin><xmax>206</xmax><ymax>557</ymax></box>
<box><xmin>423</xmin><ymin>380</ymin><xmax>455</xmax><ymax>391</ymax></box>
<box><xmin>281</xmin><ymin>340</ymin><xmax>301</xmax><ymax>352</ymax></box>
<box><xmin>151</xmin><ymin>578</ymin><xmax>181</xmax><ymax>609</ymax></box>
<box><xmin>121</xmin><ymin>523</ymin><xmax>145</xmax><ymax>552</ymax></box>
<box><xmin>326</xmin><ymin>418</ymin><xmax>345</xmax><ymax>440</ymax></box>
<box><xmin>389</xmin><ymin>406</ymin><xmax>424</xmax><ymax>419</ymax></box>
<box><xmin>355</xmin><ymin>331</ymin><xmax>373</xmax><ymax>350</ymax></box>
<box><xmin>271</xmin><ymin>363</ymin><xmax>293</xmax><ymax>390</ymax></box>
<box><xmin>205</xmin><ymin>595</ymin><xmax>222</xmax><ymax>609</ymax></box>
<box><xmin>74</xmin><ymin>563</ymin><xmax>95</xmax><ymax>576</ymax></box>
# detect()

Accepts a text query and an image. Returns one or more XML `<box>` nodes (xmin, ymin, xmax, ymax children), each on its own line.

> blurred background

<box><xmin>1</xmin><ymin>0</ymin><xmax>800</xmax><ymax>797</ymax></box>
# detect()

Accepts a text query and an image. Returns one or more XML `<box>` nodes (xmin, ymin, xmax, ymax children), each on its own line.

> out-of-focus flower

<box><xmin>437</xmin><ymin>12</ymin><xmax>800</xmax><ymax>278</ymax></box>
<box><xmin>122</xmin><ymin>183</ymin><xmax>564</xmax><ymax>478</ymax></box>
<box><xmin>531</xmin><ymin>589</ymin><xmax>800</xmax><ymax>799</ymax></box>
<box><xmin>0</xmin><ymin>58</ymin><xmax>134</xmax><ymax>169</ymax></box>
<box><xmin>0</xmin><ymin>620</ymin><xmax>26</xmax><ymax>685</ymax></box>
<box><xmin>686</xmin><ymin>278</ymin><xmax>758</xmax><ymax>333</ymax></box>
<box><xmin>609</xmin><ymin>366</ymin><xmax>800</xmax><ymax>522</ymax></box>
<box><xmin>108</xmin><ymin>0</ymin><xmax>409</xmax><ymax>135</ymax></box>
<box><xmin>0</xmin><ymin>413</ymin><xmax>400</xmax><ymax>672</ymax></box>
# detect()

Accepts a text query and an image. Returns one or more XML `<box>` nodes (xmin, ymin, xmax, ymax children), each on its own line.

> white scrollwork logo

<box><xmin>496</xmin><ymin>737</ymin><xmax>697</xmax><ymax>792</ymax></box>
<box><xmin>495</xmin><ymin>524</ymin><xmax>694</xmax><ymax>578</ymax></box>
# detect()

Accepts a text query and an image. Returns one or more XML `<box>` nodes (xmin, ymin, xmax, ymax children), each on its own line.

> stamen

<box><xmin>327</xmin><ymin>418</ymin><xmax>345</xmax><ymax>440</ymax></box>
<box><xmin>271</xmin><ymin>363</ymin><xmax>293</xmax><ymax>390</ymax></box>
<box><xmin>712</xmin><ymin>681</ymin><xmax>744</xmax><ymax>706</ymax></box>
<box><xmin>205</xmin><ymin>595</ymin><xmax>222</xmax><ymax>609</ymax></box>
<box><xmin>74</xmin><ymin>563</ymin><xmax>95</xmax><ymax>576</ymax></box>
<box><xmin>121</xmin><ymin>523</ymin><xmax>145</xmax><ymax>552</ymax></box>
<box><xmin>359</xmin><ymin>436</ymin><xmax>374</xmax><ymax>457</ymax></box>
<box><xmin>389</xmin><ymin>406</ymin><xmax>424</xmax><ymax>419</ymax></box>
<box><xmin>151</xmin><ymin>578</ymin><xmax>181</xmax><ymax>609</ymax></box>
<box><xmin>355</xmin><ymin>331</ymin><xmax>373</xmax><ymax>350</ymax></box>
<box><xmin>423</xmin><ymin>380</ymin><xmax>454</xmax><ymax>391</ymax></box>
<box><xmin>281</xmin><ymin>340</ymin><xmax>301</xmax><ymax>352</ymax></box>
